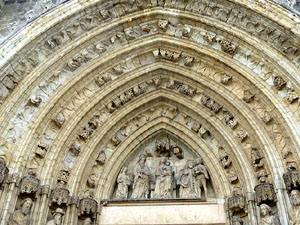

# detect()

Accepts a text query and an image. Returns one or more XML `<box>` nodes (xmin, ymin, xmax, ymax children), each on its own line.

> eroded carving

<box><xmin>115</xmin><ymin>167</ymin><xmax>131</xmax><ymax>199</ymax></box>
<box><xmin>131</xmin><ymin>154</ymin><xmax>150</xmax><ymax>199</ymax></box>
<box><xmin>8</xmin><ymin>198</ymin><xmax>33</xmax><ymax>225</ymax></box>
<box><xmin>46</xmin><ymin>208</ymin><xmax>64</xmax><ymax>225</ymax></box>
<box><xmin>254</xmin><ymin>183</ymin><xmax>276</xmax><ymax>205</ymax></box>
<box><xmin>259</xmin><ymin>204</ymin><xmax>280</xmax><ymax>225</ymax></box>
<box><xmin>50</xmin><ymin>188</ymin><xmax>69</xmax><ymax>206</ymax></box>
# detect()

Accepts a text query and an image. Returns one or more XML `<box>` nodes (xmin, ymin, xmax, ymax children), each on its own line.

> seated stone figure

<box><xmin>259</xmin><ymin>204</ymin><xmax>280</xmax><ymax>225</ymax></box>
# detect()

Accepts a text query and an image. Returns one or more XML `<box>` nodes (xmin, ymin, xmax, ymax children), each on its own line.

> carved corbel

<box><xmin>254</xmin><ymin>183</ymin><xmax>276</xmax><ymax>206</ymax></box>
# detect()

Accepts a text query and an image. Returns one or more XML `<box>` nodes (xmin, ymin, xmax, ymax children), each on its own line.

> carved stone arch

<box><xmin>67</xmin><ymin>94</ymin><xmax>257</xmax><ymax>196</ymax></box>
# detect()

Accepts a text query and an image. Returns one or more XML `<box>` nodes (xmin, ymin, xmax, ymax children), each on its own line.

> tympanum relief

<box><xmin>112</xmin><ymin>133</ymin><xmax>213</xmax><ymax>200</ymax></box>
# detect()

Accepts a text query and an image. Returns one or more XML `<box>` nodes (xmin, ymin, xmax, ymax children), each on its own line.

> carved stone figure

<box><xmin>289</xmin><ymin>190</ymin><xmax>300</xmax><ymax>225</ymax></box>
<box><xmin>83</xmin><ymin>218</ymin><xmax>93</xmax><ymax>225</ymax></box>
<box><xmin>8</xmin><ymin>198</ymin><xmax>33</xmax><ymax>225</ymax></box>
<box><xmin>0</xmin><ymin>157</ymin><xmax>9</xmax><ymax>185</ymax></box>
<box><xmin>178</xmin><ymin>160</ymin><xmax>197</xmax><ymax>198</ymax></box>
<box><xmin>115</xmin><ymin>167</ymin><xmax>131</xmax><ymax>199</ymax></box>
<box><xmin>193</xmin><ymin>157</ymin><xmax>209</xmax><ymax>198</ymax></box>
<box><xmin>46</xmin><ymin>208</ymin><xmax>64</xmax><ymax>225</ymax></box>
<box><xmin>232</xmin><ymin>216</ymin><xmax>243</xmax><ymax>225</ymax></box>
<box><xmin>154</xmin><ymin>158</ymin><xmax>174</xmax><ymax>199</ymax></box>
<box><xmin>259</xmin><ymin>204</ymin><xmax>280</xmax><ymax>225</ymax></box>
<box><xmin>131</xmin><ymin>154</ymin><xmax>150</xmax><ymax>199</ymax></box>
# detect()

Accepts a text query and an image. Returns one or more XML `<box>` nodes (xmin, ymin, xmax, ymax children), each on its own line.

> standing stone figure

<box><xmin>131</xmin><ymin>153</ymin><xmax>150</xmax><ymax>199</ymax></box>
<box><xmin>289</xmin><ymin>190</ymin><xmax>300</xmax><ymax>225</ymax></box>
<box><xmin>259</xmin><ymin>204</ymin><xmax>280</xmax><ymax>225</ymax></box>
<box><xmin>154</xmin><ymin>158</ymin><xmax>174</xmax><ymax>199</ymax></box>
<box><xmin>46</xmin><ymin>208</ymin><xmax>64</xmax><ymax>225</ymax></box>
<box><xmin>193</xmin><ymin>157</ymin><xmax>209</xmax><ymax>198</ymax></box>
<box><xmin>115</xmin><ymin>167</ymin><xmax>131</xmax><ymax>199</ymax></box>
<box><xmin>8</xmin><ymin>198</ymin><xmax>33</xmax><ymax>225</ymax></box>
<box><xmin>178</xmin><ymin>160</ymin><xmax>197</xmax><ymax>198</ymax></box>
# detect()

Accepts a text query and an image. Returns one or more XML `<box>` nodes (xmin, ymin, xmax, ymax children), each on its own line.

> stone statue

<box><xmin>289</xmin><ymin>190</ymin><xmax>300</xmax><ymax>225</ymax></box>
<box><xmin>193</xmin><ymin>157</ymin><xmax>209</xmax><ymax>198</ymax></box>
<box><xmin>131</xmin><ymin>153</ymin><xmax>150</xmax><ymax>199</ymax></box>
<box><xmin>232</xmin><ymin>216</ymin><xmax>243</xmax><ymax>225</ymax></box>
<box><xmin>83</xmin><ymin>217</ymin><xmax>93</xmax><ymax>225</ymax></box>
<box><xmin>8</xmin><ymin>198</ymin><xmax>33</xmax><ymax>225</ymax></box>
<box><xmin>259</xmin><ymin>204</ymin><xmax>280</xmax><ymax>225</ymax></box>
<box><xmin>178</xmin><ymin>160</ymin><xmax>197</xmax><ymax>198</ymax></box>
<box><xmin>115</xmin><ymin>167</ymin><xmax>131</xmax><ymax>199</ymax></box>
<box><xmin>154</xmin><ymin>158</ymin><xmax>174</xmax><ymax>199</ymax></box>
<box><xmin>46</xmin><ymin>208</ymin><xmax>64</xmax><ymax>225</ymax></box>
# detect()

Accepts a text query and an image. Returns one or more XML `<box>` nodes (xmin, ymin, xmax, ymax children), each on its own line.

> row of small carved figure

<box><xmin>8</xmin><ymin>198</ymin><xmax>94</xmax><ymax>225</ymax></box>
<box><xmin>114</xmin><ymin>154</ymin><xmax>210</xmax><ymax>200</ymax></box>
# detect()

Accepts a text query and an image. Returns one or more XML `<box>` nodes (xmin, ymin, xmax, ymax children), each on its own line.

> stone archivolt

<box><xmin>0</xmin><ymin>0</ymin><xmax>299</xmax><ymax>225</ymax></box>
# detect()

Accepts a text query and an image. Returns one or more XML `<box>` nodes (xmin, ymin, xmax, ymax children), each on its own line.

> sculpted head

<box><xmin>260</xmin><ymin>204</ymin><xmax>271</xmax><ymax>217</ymax></box>
<box><xmin>291</xmin><ymin>190</ymin><xmax>300</xmax><ymax>206</ymax></box>
<box><xmin>194</xmin><ymin>157</ymin><xmax>203</xmax><ymax>165</ymax></box>
<box><xmin>53</xmin><ymin>208</ymin><xmax>64</xmax><ymax>224</ymax></box>
<box><xmin>83</xmin><ymin>217</ymin><xmax>93</xmax><ymax>225</ymax></box>
<box><xmin>20</xmin><ymin>198</ymin><xmax>33</xmax><ymax>215</ymax></box>
<box><xmin>186</xmin><ymin>160</ymin><xmax>194</xmax><ymax>169</ymax></box>
<box><xmin>138</xmin><ymin>153</ymin><xmax>146</xmax><ymax>165</ymax></box>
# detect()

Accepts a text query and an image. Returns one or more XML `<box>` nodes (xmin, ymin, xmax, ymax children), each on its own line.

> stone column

<box><xmin>0</xmin><ymin>173</ymin><xmax>20</xmax><ymax>225</ymax></box>
<box><xmin>275</xmin><ymin>178</ymin><xmax>289</xmax><ymax>225</ymax></box>
<box><xmin>66</xmin><ymin>195</ymin><xmax>79</xmax><ymax>225</ymax></box>
<box><xmin>36</xmin><ymin>185</ymin><xmax>51</xmax><ymax>225</ymax></box>
<box><xmin>246</xmin><ymin>191</ymin><xmax>258</xmax><ymax>225</ymax></box>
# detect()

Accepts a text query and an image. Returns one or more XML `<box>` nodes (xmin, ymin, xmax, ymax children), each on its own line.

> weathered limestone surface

<box><xmin>0</xmin><ymin>0</ymin><xmax>300</xmax><ymax>224</ymax></box>
<box><xmin>99</xmin><ymin>201</ymin><xmax>226</xmax><ymax>225</ymax></box>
